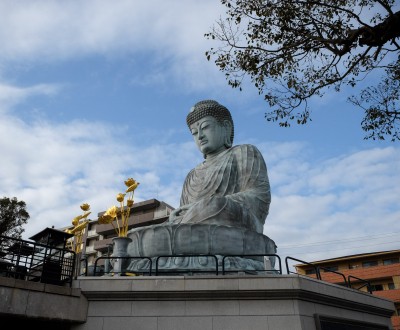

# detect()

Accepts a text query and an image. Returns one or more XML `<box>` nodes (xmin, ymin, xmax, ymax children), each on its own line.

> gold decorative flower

<box><xmin>98</xmin><ymin>214</ymin><xmax>113</xmax><ymax>224</ymax></box>
<box><xmin>82</xmin><ymin>211</ymin><xmax>91</xmax><ymax>219</ymax></box>
<box><xmin>80</xmin><ymin>203</ymin><xmax>90</xmax><ymax>211</ymax></box>
<box><xmin>98</xmin><ymin>178</ymin><xmax>140</xmax><ymax>237</ymax></box>
<box><xmin>72</xmin><ymin>216</ymin><xmax>81</xmax><ymax>226</ymax></box>
<box><xmin>116</xmin><ymin>193</ymin><xmax>125</xmax><ymax>202</ymax></box>
<box><xmin>105</xmin><ymin>205</ymin><xmax>118</xmax><ymax>218</ymax></box>
<box><xmin>124</xmin><ymin>178</ymin><xmax>136</xmax><ymax>187</ymax></box>
<box><xmin>126</xmin><ymin>181</ymin><xmax>140</xmax><ymax>193</ymax></box>
<box><xmin>66</xmin><ymin>202</ymin><xmax>91</xmax><ymax>253</ymax></box>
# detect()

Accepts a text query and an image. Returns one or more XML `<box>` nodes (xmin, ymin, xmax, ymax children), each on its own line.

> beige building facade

<box><xmin>294</xmin><ymin>249</ymin><xmax>400</xmax><ymax>330</ymax></box>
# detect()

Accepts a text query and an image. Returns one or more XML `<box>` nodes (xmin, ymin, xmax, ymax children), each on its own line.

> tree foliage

<box><xmin>0</xmin><ymin>197</ymin><xmax>30</xmax><ymax>240</ymax></box>
<box><xmin>205</xmin><ymin>0</ymin><xmax>400</xmax><ymax>141</ymax></box>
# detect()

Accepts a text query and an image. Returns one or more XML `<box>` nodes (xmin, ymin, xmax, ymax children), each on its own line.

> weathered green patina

<box><xmin>127</xmin><ymin>100</ymin><xmax>276</xmax><ymax>272</ymax></box>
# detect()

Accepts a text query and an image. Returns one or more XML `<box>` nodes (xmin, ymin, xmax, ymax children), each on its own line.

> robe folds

<box><xmin>174</xmin><ymin>144</ymin><xmax>271</xmax><ymax>234</ymax></box>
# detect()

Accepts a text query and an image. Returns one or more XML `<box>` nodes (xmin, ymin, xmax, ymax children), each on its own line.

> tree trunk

<box><xmin>359</xmin><ymin>11</ymin><xmax>400</xmax><ymax>47</ymax></box>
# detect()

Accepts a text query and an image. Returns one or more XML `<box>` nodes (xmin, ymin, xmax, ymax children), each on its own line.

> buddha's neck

<box><xmin>204</xmin><ymin>147</ymin><xmax>229</xmax><ymax>162</ymax></box>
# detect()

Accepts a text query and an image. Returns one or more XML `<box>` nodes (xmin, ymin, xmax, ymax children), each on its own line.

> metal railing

<box><xmin>348</xmin><ymin>275</ymin><xmax>372</xmax><ymax>293</ymax></box>
<box><xmin>92</xmin><ymin>254</ymin><xmax>279</xmax><ymax>277</ymax></box>
<box><xmin>93</xmin><ymin>256</ymin><xmax>153</xmax><ymax>276</ymax></box>
<box><xmin>319</xmin><ymin>265</ymin><xmax>348</xmax><ymax>287</ymax></box>
<box><xmin>0</xmin><ymin>235</ymin><xmax>76</xmax><ymax>287</ymax></box>
<box><xmin>285</xmin><ymin>256</ymin><xmax>371</xmax><ymax>293</ymax></box>
<box><xmin>0</xmin><ymin>234</ymin><xmax>373</xmax><ymax>294</ymax></box>
<box><xmin>285</xmin><ymin>256</ymin><xmax>321</xmax><ymax>279</ymax></box>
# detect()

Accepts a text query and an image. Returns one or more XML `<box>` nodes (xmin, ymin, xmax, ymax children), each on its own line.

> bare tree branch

<box><xmin>205</xmin><ymin>0</ymin><xmax>400</xmax><ymax>140</ymax></box>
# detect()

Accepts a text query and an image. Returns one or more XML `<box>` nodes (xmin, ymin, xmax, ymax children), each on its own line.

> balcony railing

<box><xmin>84</xmin><ymin>246</ymin><xmax>98</xmax><ymax>255</ymax></box>
<box><xmin>87</xmin><ymin>230</ymin><xmax>99</xmax><ymax>238</ymax></box>
<box><xmin>0</xmin><ymin>235</ymin><xmax>76</xmax><ymax>287</ymax></box>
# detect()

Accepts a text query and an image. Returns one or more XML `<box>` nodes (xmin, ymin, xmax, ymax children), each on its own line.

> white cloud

<box><xmin>0</xmin><ymin>108</ymin><xmax>199</xmax><ymax>239</ymax></box>
<box><xmin>263</xmin><ymin>143</ymin><xmax>400</xmax><ymax>267</ymax></box>
<box><xmin>0</xmin><ymin>83</ymin><xmax>60</xmax><ymax>113</ymax></box>
<box><xmin>0</xmin><ymin>1</ymin><xmax>220</xmax><ymax>61</ymax></box>
<box><xmin>0</xmin><ymin>0</ymin><xmax>227</xmax><ymax>93</ymax></box>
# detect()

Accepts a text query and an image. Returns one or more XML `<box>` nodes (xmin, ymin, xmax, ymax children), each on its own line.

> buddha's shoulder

<box><xmin>231</xmin><ymin>144</ymin><xmax>262</xmax><ymax>154</ymax></box>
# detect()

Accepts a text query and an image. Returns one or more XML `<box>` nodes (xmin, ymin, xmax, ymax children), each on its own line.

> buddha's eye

<box><xmin>200</xmin><ymin>123</ymin><xmax>210</xmax><ymax>130</ymax></box>
<box><xmin>191</xmin><ymin>130</ymin><xmax>198</xmax><ymax>136</ymax></box>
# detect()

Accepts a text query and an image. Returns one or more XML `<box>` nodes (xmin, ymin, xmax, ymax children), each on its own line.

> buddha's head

<box><xmin>187</xmin><ymin>100</ymin><xmax>234</xmax><ymax>158</ymax></box>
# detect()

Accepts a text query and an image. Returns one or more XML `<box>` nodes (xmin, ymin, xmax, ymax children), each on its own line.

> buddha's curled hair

<box><xmin>186</xmin><ymin>100</ymin><xmax>234</xmax><ymax>145</ymax></box>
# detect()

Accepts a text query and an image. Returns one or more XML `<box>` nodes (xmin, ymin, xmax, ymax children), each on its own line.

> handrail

<box><xmin>348</xmin><ymin>275</ymin><xmax>372</xmax><ymax>293</ymax></box>
<box><xmin>285</xmin><ymin>256</ymin><xmax>321</xmax><ymax>279</ymax></box>
<box><xmin>94</xmin><ymin>256</ymin><xmax>152</xmax><ymax>276</ymax></box>
<box><xmin>318</xmin><ymin>266</ymin><xmax>348</xmax><ymax>287</ymax></box>
<box><xmin>221</xmin><ymin>254</ymin><xmax>282</xmax><ymax>275</ymax></box>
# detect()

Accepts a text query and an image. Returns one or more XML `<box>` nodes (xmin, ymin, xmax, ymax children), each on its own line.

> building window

<box><xmin>370</xmin><ymin>284</ymin><xmax>384</xmax><ymax>292</ymax></box>
<box><xmin>305</xmin><ymin>268</ymin><xmax>316</xmax><ymax>275</ymax></box>
<box><xmin>322</xmin><ymin>265</ymin><xmax>338</xmax><ymax>272</ymax></box>
<box><xmin>383</xmin><ymin>258</ymin><xmax>399</xmax><ymax>265</ymax></box>
<box><xmin>362</xmin><ymin>260</ymin><xmax>378</xmax><ymax>268</ymax></box>
<box><xmin>348</xmin><ymin>264</ymin><xmax>359</xmax><ymax>269</ymax></box>
<box><xmin>388</xmin><ymin>282</ymin><xmax>395</xmax><ymax>290</ymax></box>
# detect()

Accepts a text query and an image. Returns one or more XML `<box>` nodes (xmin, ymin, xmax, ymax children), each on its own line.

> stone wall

<box><xmin>71</xmin><ymin>274</ymin><xmax>395</xmax><ymax>330</ymax></box>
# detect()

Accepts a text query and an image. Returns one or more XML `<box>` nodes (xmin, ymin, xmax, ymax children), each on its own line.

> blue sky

<box><xmin>0</xmin><ymin>1</ymin><xmax>399</xmax><ymax>269</ymax></box>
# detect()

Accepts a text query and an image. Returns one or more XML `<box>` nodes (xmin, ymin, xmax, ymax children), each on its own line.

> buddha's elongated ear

<box><xmin>223</xmin><ymin>120</ymin><xmax>233</xmax><ymax>148</ymax></box>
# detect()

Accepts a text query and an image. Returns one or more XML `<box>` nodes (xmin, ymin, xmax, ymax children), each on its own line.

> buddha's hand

<box><xmin>169</xmin><ymin>204</ymin><xmax>192</xmax><ymax>223</ymax></box>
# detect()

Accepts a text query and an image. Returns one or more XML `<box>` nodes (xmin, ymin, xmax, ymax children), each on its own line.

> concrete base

<box><xmin>0</xmin><ymin>275</ymin><xmax>87</xmax><ymax>323</ymax></box>
<box><xmin>71</xmin><ymin>274</ymin><xmax>395</xmax><ymax>330</ymax></box>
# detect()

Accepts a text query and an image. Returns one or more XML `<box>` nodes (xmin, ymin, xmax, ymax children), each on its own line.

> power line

<box><xmin>278</xmin><ymin>232</ymin><xmax>400</xmax><ymax>250</ymax></box>
<box><xmin>279</xmin><ymin>240</ymin><xmax>399</xmax><ymax>256</ymax></box>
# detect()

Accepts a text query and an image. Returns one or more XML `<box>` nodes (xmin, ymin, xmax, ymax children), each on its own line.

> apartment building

<box><xmin>294</xmin><ymin>249</ymin><xmax>400</xmax><ymax>330</ymax></box>
<box><xmin>64</xmin><ymin>198</ymin><xmax>174</xmax><ymax>271</ymax></box>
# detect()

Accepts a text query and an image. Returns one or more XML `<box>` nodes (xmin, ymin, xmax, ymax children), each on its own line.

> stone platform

<box><xmin>71</xmin><ymin>274</ymin><xmax>395</xmax><ymax>330</ymax></box>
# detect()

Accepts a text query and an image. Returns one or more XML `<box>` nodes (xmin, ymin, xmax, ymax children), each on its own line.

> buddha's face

<box><xmin>190</xmin><ymin>116</ymin><xmax>227</xmax><ymax>157</ymax></box>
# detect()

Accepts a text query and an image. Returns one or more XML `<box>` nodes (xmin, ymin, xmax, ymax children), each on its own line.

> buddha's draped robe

<box><xmin>173</xmin><ymin>144</ymin><xmax>271</xmax><ymax>234</ymax></box>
